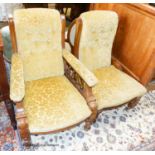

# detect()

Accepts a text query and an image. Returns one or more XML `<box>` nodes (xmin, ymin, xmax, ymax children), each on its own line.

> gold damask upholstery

<box><xmin>24</xmin><ymin>76</ymin><xmax>91</xmax><ymax>133</ymax></box>
<box><xmin>92</xmin><ymin>66</ymin><xmax>147</xmax><ymax>110</ymax></box>
<box><xmin>79</xmin><ymin>11</ymin><xmax>118</xmax><ymax>70</ymax></box>
<box><xmin>68</xmin><ymin>10</ymin><xmax>147</xmax><ymax>111</ymax></box>
<box><xmin>65</xmin><ymin>42</ymin><xmax>71</xmax><ymax>52</ymax></box>
<box><xmin>14</xmin><ymin>9</ymin><xmax>64</xmax><ymax>81</ymax></box>
<box><xmin>10</xmin><ymin>53</ymin><xmax>25</xmax><ymax>102</ymax></box>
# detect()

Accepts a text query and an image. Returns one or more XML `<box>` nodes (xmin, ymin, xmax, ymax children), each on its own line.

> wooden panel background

<box><xmin>90</xmin><ymin>4</ymin><xmax>155</xmax><ymax>85</ymax></box>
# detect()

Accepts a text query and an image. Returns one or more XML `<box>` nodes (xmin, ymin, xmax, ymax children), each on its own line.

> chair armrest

<box><xmin>63</xmin><ymin>49</ymin><xmax>98</xmax><ymax>87</ymax></box>
<box><xmin>63</xmin><ymin>50</ymin><xmax>98</xmax><ymax>127</ymax></box>
<box><xmin>10</xmin><ymin>53</ymin><xmax>25</xmax><ymax>102</ymax></box>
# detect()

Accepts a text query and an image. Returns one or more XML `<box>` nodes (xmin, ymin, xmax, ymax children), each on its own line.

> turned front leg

<box><xmin>127</xmin><ymin>97</ymin><xmax>140</xmax><ymax>108</ymax></box>
<box><xmin>83</xmin><ymin>85</ymin><xmax>98</xmax><ymax>130</ymax></box>
<box><xmin>16</xmin><ymin>102</ymin><xmax>31</xmax><ymax>147</ymax></box>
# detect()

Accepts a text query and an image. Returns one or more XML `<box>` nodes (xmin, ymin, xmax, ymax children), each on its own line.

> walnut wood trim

<box><xmin>16</xmin><ymin>101</ymin><xmax>31</xmax><ymax>146</ymax></box>
<box><xmin>8</xmin><ymin>17</ymin><xmax>17</xmax><ymax>53</ymax></box>
<box><xmin>127</xmin><ymin>97</ymin><xmax>141</xmax><ymax>109</ymax></box>
<box><xmin>112</xmin><ymin>56</ymin><xmax>141</xmax><ymax>83</ymax></box>
<box><xmin>63</xmin><ymin>58</ymin><xmax>97</xmax><ymax>129</ymax></box>
<box><xmin>73</xmin><ymin>17</ymin><xmax>83</xmax><ymax>58</ymax></box>
<box><xmin>67</xmin><ymin>17</ymin><xmax>87</xmax><ymax>61</ymax></box>
<box><xmin>61</xmin><ymin>15</ymin><xmax>66</xmax><ymax>49</ymax></box>
<box><xmin>66</xmin><ymin>19</ymin><xmax>77</xmax><ymax>48</ymax></box>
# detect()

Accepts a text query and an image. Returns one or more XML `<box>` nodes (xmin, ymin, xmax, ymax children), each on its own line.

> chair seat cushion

<box><xmin>24</xmin><ymin>76</ymin><xmax>91</xmax><ymax>133</ymax></box>
<box><xmin>93</xmin><ymin>65</ymin><xmax>147</xmax><ymax>110</ymax></box>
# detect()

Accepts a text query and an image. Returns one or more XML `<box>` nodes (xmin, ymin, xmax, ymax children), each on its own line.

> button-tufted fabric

<box><xmin>24</xmin><ymin>76</ymin><xmax>91</xmax><ymax>133</ymax></box>
<box><xmin>92</xmin><ymin>66</ymin><xmax>147</xmax><ymax>110</ymax></box>
<box><xmin>14</xmin><ymin>9</ymin><xmax>64</xmax><ymax>81</ymax></box>
<box><xmin>79</xmin><ymin>11</ymin><xmax>118</xmax><ymax>70</ymax></box>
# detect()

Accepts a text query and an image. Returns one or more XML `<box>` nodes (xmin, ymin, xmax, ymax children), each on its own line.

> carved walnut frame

<box><xmin>8</xmin><ymin>15</ymin><xmax>97</xmax><ymax>147</ymax></box>
<box><xmin>66</xmin><ymin>17</ymin><xmax>143</xmax><ymax>114</ymax></box>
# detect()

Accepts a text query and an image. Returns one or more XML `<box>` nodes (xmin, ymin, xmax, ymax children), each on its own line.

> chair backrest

<box><xmin>12</xmin><ymin>9</ymin><xmax>64</xmax><ymax>81</ymax></box>
<box><xmin>72</xmin><ymin>11</ymin><xmax>118</xmax><ymax>71</ymax></box>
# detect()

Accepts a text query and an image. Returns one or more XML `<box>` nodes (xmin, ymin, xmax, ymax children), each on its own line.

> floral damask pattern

<box><xmin>28</xmin><ymin>91</ymin><xmax>155</xmax><ymax>151</ymax></box>
<box><xmin>0</xmin><ymin>91</ymin><xmax>155</xmax><ymax>151</ymax></box>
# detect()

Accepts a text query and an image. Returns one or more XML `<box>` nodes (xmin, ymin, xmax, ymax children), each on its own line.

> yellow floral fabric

<box><xmin>24</xmin><ymin>76</ymin><xmax>91</xmax><ymax>133</ymax></box>
<box><xmin>10</xmin><ymin>53</ymin><xmax>25</xmax><ymax>102</ymax></box>
<box><xmin>14</xmin><ymin>9</ymin><xmax>64</xmax><ymax>81</ymax></box>
<box><xmin>63</xmin><ymin>50</ymin><xmax>98</xmax><ymax>87</ymax></box>
<box><xmin>79</xmin><ymin>11</ymin><xmax>118</xmax><ymax>70</ymax></box>
<box><xmin>92</xmin><ymin>66</ymin><xmax>147</xmax><ymax>110</ymax></box>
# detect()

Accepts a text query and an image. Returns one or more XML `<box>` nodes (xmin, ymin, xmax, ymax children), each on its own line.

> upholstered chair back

<box><xmin>79</xmin><ymin>11</ymin><xmax>118</xmax><ymax>70</ymax></box>
<box><xmin>14</xmin><ymin>9</ymin><xmax>64</xmax><ymax>81</ymax></box>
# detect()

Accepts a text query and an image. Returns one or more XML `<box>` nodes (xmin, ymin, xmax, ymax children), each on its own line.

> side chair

<box><xmin>9</xmin><ymin>8</ymin><xmax>98</xmax><ymax>146</ymax></box>
<box><xmin>66</xmin><ymin>10</ymin><xmax>147</xmax><ymax>112</ymax></box>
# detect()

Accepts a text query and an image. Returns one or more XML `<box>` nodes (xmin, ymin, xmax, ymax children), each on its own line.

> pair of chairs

<box><xmin>9</xmin><ymin>8</ymin><xmax>146</xmax><ymax>146</ymax></box>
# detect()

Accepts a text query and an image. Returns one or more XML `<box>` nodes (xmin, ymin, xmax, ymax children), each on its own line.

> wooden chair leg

<box><xmin>16</xmin><ymin>102</ymin><xmax>31</xmax><ymax>147</ymax></box>
<box><xmin>84</xmin><ymin>96</ymin><xmax>98</xmax><ymax>130</ymax></box>
<box><xmin>127</xmin><ymin>97</ymin><xmax>140</xmax><ymax>109</ymax></box>
<box><xmin>17</xmin><ymin>117</ymin><xmax>31</xmax><ymax>148</ymax></box>
<box><xmin>4</xmin><ymin>99</ymin><xmax>17</xmax><ymax>129</ymax></box>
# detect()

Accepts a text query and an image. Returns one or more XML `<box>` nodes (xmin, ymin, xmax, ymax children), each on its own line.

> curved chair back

<box><xmin>68</xmin><ymin>10</ymin><xmax>118</xmax><ymax>71</ymax></box>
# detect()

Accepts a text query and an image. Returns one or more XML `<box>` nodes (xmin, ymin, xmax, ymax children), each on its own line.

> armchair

<box><xmin>9</xmin><ymin>9</ymin><xmax>98</xmax><ymax>146</ymax></box>
<box><xmin>66</xmin><ymin>10</ymin><xmax>147</xmax><ymax>112</ymax></box>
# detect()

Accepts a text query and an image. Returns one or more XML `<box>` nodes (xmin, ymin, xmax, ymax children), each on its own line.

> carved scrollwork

<box><xmin>64</xmin><ymin>59</ymin><xmax>98</xmax><ymax>129</ymax></box>
<box><xmin>64</xmin><ymin>60</ymin><xmax>86</xmax><ymax>93</ymax></box>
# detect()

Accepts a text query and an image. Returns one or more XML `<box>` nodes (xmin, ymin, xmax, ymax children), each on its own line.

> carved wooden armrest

<box><xmin>63</xmin><ymin>50</ymin><xmax>98</xmax><ymax>87</ymax></box>
<box><xmin>63</xmin><ymin>50</ymin><xmax>98</xmax><ymax>128</ymax></box>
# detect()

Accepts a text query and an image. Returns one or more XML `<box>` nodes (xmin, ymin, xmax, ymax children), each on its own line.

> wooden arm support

<box><xmin>112</xmin><ymin>56</ymin><xmax>141</xmax><ymax>83</ymax></box>
<box><xmin>15</xmin><ymin>101</ymin><xmax>31</xmax><ymax>146</ymax></box>
<box><xmin>64</xmin><ymin>59</ymin><xmax>98</xmax><ymax>129</ymax></box>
